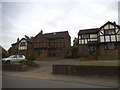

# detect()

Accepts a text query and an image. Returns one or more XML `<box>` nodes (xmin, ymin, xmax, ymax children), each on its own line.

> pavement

<box><xmin>2</xmin><ymin>59</ymin><xmax>119</xmax><ymax>88</ymax></box>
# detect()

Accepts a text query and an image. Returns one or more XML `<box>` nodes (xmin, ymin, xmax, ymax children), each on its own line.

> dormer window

<box><xmin>104</xmin><ymin>29</ymin><xmax>115</xmax><ymax>35</ymax></box>
<box><xmin>81</xmin><ymin>34</ymin><xmax>89</xmax><ymax>39</ymax></box>
<box><xmin>19</xmin><ymin>41</ymin><xmax>27</xmax><ymax>50</ymax></box>
<box><xmin>20</xmin><ymin>42</ymin><xmax>27</xmax><ymax>46</ymax></box>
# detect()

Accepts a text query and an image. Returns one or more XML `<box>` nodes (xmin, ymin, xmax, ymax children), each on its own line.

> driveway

<box><xmin>27</xmin><ymin>59</ymin><xmax>82</xmax><ymax>74</ymax></box>
<box><xmin>27</xmin><ymin>59</ymin><xmax>119</xmax><ymax>74</ymax></box>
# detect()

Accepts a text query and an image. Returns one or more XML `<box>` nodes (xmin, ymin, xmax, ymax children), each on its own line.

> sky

<box><xmin>1</xmin><ymin>0</ymin><xmax>119</xmax><ymax>50</ymax></box>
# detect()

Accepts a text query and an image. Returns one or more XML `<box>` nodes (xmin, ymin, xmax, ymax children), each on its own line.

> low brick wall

<box><xmin>2</xmin><ymin>64</ymin><xmax>26</xmax><ymax>72</ymax></box>
<box><xmin>53</xmin><ymin>65</ymin><xmax>119</xmax><ymax>77</ymax></box>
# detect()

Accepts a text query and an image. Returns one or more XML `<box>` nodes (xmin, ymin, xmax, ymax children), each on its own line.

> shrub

<box><xmin>28</xmin><ymin>50</ymin><xmax>38</xmax><ymax>61</ymax></box>
<box><xmin>21</xmin><ymin>60</ymin><xmax>39</xmax><ymax>67</ymax></box>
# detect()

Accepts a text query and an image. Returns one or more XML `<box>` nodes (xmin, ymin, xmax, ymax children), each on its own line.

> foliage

<box><xmin>25</xmin><ymin>35</ymin><xmax>30</xmax><ymax>40</ymax></box>
<box><xmin>72</xmin><ymin>37</ymin><xmax>79</xmax><ymax>58</ymax></box>
<box><xmin>28</xmin><ymin>50</ymin><xmax>38</xmax><ymax>61</ymax></box>
<box><xmin>21</xmin><ymin>60</ymin><xmax>39</xmax><ymax>67</ymax></box>
<box><xmin>25</xmin><ymin>35</ymin><xmax>34</xmax><ymax>40</ymax></box>
<box><xmin>73</xmin><ymin>37</ymin><xmax>79</xmax><ymax>46</ymax></box>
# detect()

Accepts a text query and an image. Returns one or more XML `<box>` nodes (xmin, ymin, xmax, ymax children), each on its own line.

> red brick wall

<box><xmin>78</xmin><ymin>44</ymin><xmax>89</xmax><ymax>57</ymax></box>
<box><xmin>99</xmin><ymin>43</ymin><xmax>119</xmax><ymax>56</ymax></box>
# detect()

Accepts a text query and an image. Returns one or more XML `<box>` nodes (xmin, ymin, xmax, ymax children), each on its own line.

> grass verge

<box><xmin>75</xmin><ymin>57</ymin><xmax>88</xmax><ymax>61</ymax></box>
<box><xmin>97</xmin><ymin>56</ymin><xmax>119</xmax><ymax>60</ymax></box>
<box><xmin>76</xmin><ymin>62</ymin><xmax>119</xmax><ymax>66</ymax></box>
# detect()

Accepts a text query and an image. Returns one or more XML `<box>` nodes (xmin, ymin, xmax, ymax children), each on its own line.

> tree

<box><xmin>72</xmin><ymin>37</ymin><xmax>79</xmax><ymax>58</ymax></box>
<box><xmin>25</xmin><ymin>35</ymin><xmax>30</xmax><ymax>40</ymax></box>
<box><xmin>28</xmin><ymin>50</ymin><xmax>37</xmax><ymax>61</ymax></box>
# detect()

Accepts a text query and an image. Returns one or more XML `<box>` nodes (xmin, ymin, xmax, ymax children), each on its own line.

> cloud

<box><xmin>1</xmin><ymin>0</ymin><xmax>119</xmax><ymax>50</ymax></box>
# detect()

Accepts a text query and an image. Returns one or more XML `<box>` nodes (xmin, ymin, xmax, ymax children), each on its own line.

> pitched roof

<box><xmin>100</xmin><ymin>21</ymin><xmax>120</xmax><ymax>29</ymax></box>
<box><xmin>0</xmin><ymin>45</ymin><xmax>7</xmax><ymax>54</ymax></box>
<box><xmin>44</xmin><ymin>31</ymin><xmax>69</xmax><ymax>39</ymax></box>
<box><xmin>78</xmin><ymin>28</ymin><xmax>99</xmax><ymax>34</ymax></box>
<box><xmin>78</xmin><ymin>21</ymin><xmax>120</xmax><ymax>35</ymax></box>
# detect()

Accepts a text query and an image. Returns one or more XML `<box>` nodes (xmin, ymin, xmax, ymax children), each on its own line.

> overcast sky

<box><xmin>1</xmin><ymin>0</ymin><xmax>119</xmax><ymax>50</ymax></box>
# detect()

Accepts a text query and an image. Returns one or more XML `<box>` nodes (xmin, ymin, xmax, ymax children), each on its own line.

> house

<box><xmin>9</xmin><ymin>30</ymin><xmax>71</xmax><ymax>58</ymax></box>
<box><xmin>0</xmin><ymin>45</ymin><xmax>8</xmax><ymax>58</ymax></box>
<box><xmin>33</xmin><ymin>30</ymin><xmax>71</xmax><ymax>57</ymax></box>
<box><xmin>78</xmin><ymin>21</ymin><xmax>120</xmax><ymax>59</ymax></box>
<box><xmin>9</xmin><ymin>37</ymin><xmax>33</xmax><ymax>58</ymax></box>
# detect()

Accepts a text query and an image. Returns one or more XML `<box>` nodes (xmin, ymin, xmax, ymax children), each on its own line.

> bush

<box><xmin>21</xmin><ymin>60</ymin><xmax>39</xmax><ymax>67</ymax></box>
<box><xmin>28</xmin><ymin>50</ymin><xmax>37</xmax><ymax>61</ymax></box>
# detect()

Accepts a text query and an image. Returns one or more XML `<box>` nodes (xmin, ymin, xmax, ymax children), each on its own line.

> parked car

<box><xmin>2</xmin><ymin>55</ymin><xmax>25</xmax><ymax>63</ymax></box>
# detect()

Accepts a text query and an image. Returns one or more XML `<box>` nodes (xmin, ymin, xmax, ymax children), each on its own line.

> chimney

<box><xmin>113</xmin><ymin>21</ymin><xmax>116</xmax><ymax>25</ymax></box>
<box><xmin>40</xmin><ymin>29</ymin><xmax>43</xmax><ymax>34</ymax></box>
<box><xmin>17</xmin><ymin>38</ymin><xmax>19</xmax><ymax>42</ymax></box>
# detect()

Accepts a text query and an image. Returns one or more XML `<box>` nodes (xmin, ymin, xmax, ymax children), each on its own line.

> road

<box><xmin>2</xmin><ymin>75</ymin><xmax>111</xmax><ymax>88</ymax></box>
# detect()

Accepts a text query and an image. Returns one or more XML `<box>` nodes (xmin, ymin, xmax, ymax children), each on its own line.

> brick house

<box><xmin>78</xmin><ymin>21</ymin><xmax>120</xmax><ymax>60</ymax></box>
<box><xmin>9</xmin><ymin>30</ymin><xmax>71</xmax><ymax>58</ymax></box>
<box><xmin>33</xmin><ymin>30</ymin><xmax>71</xmax><ymax>57</ymax></box>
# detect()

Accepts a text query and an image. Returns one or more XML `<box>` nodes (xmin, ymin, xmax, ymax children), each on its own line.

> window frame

<box><xmin>105</xmin><ymin>43</ymin><xmax>117</xmax><ymax>50</ymax></box>
<box><xmin>81</xmin><ymin>34</ymin><xmax>90</xmax><ymax>39</ymax></box>
<box><xmin>104</xmin><ymin>29</ymin><xmax>116</xmax><ymax>35</ymax></box>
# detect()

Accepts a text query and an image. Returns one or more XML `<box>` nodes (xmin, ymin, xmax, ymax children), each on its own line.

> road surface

<box><xmin>2</xmin><ymin>75</ymin><xmax>112</xmax><ymax>88</ymax></box>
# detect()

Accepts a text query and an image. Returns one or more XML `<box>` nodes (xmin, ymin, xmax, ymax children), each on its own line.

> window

<box><xmin>36</xmin><ymin>38</ymin><xmax>44</xmax><ymax>43</ymax></box>
<box><xmin>89</xmin><ymin>46</ymin><xmax>96</xmax><ymax>52</ymax></box>
<box><xmin>36</xmin><ymin>49</ymin><xmax>44</xmax><ymax>54</ymax></box>
<box><xmin>82</xmin><ymin>46</ymin><xmax>88</xmax><ymax>51</ymax></box>
<box><xmin>81</xmin><ymin>34</ymin><xmax>89</xmax><ymax>39</ymax></box>
<box><xmin>9</xmin><ymin>55</ymin><xmax>17</xmax><ymax>58</ymax></box>
<box><xmin>18</xmin><ymin>55</ymin><xmax>23</xmax><ymax>58</ymax></box>
<box><xmin>20</xmin><ymin>42</ymin><xmax>27</xmax><ymax>46</ymax></box>
<box><xmin>55</xmin><ymin>39</ymin><xmax>62</xmax><ymax>43</ymax></box>
<box><xmin>104</xmin><ymin>29</ymin><xmax>115</xmax><ymax>35</ymax></box>
<box><xmin>105</xmin><ymin>43</ymin><xmax>116</xmax><ymax>50</ymax></box>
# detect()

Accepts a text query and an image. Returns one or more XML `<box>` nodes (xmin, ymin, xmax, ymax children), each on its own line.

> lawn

<box><xmin>36</xmin><ymin>57</ymin><xmax>62</xmax><ymax>61</ymax></box>
<box><xmin>75</xmin><ymin>56</ymin><xmax>119</xmax><ymax>61</ymax></box>
<box><xmin>75</xmin><ymin>57</ymin><xmax>88</xmax><ymax>61</ymax></box>
<box><xmin>97</xmin><ymin>56</ymin><xmax>119</xmax><ymax>60</ymax></box>
<box><xmin>76</xmin><ymin>62</ymin><xmax>119</xmax><ymax>66</ymax></box>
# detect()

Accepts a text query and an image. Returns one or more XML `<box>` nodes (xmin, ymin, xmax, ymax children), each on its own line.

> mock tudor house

<box><xmin>9</xmin><ymin>30</ymin><xmax>71</xmax><ymax>58</ymax></box>
<box><xmin>9</xmin><ymin>38</ymin><xmax>33</xmax><ymax>58</ymax></box>
<box><xmin>33</xmin><ymin>30</ymin><xmax>71</xmax><ymax>57</ymax></box>
<box><xmin>78</xmin><ymin>21</ymin><xmax>120</xmax><ymax>59</ymax></box>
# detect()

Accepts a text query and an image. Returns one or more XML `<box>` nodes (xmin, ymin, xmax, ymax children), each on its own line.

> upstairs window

<box><xmin>105</xmin><ymin>43</ymin><xmax>116</xmax><ymax>50</ymax></box>
<box><xmin>81</xmin><ymin>34</ymin><xmax>89</xmax><ymax>39</ymax></box>
<box><xmin>36</xmin><ymin>48</ymin><xmax>44</xmax><ymax>53</ymax></box>
<box><xmin>36</xmin><ymin>38</ymin><xmax>44</xmax><ymax>43</ymax></box>
<box><xmin>104</xmin><ymin>29</ymin><xmax>115</xmax><ymax>35</ymax></box>
<box><xmin>20</xmin><ymin>42</ymin><xmax>27</xmax><ymax>46</ymax></box>
<box><xmin>55</xmin><ymin>38</ymin><xmax>63</xmax><ymax>43</ymax></box>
